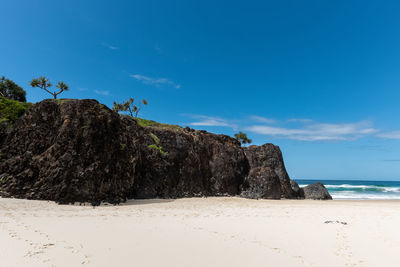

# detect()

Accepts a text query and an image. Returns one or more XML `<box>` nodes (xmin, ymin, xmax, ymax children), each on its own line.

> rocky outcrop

<box><xmin>244</xmin><ymin>144</ymin><xmax>298</xmax><ymax>198</ymax></box>
<box><xmin>0</xmin><ymin>99</ymin><xmax>141</xmax><ymax>204</ymax></box>
<box><xmin>0</xmin><ymin>99</ymin><xmax>328</xmax><ymax>204</ymax></box>
<box><xmin>0</xmin><ymin>99</ymin><xmax>249</xmax><ymax>204</ymax></box>
<box><xmin>302</xmin><ymin>182</ymin><xmax>332</xmax><ymax>200</ymax></box>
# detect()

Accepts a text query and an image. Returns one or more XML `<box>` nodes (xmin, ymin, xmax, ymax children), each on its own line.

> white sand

<box><xmin>1</xmin><ymin>197</ymin><xmax>399</xmax><ymax>267</ymax></box>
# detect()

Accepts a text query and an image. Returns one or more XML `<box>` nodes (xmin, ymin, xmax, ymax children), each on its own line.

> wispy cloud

<box><xmin>287</xmin><ymin>118</ymin><xmax>313</xmax><ymax>123</ymax></box>
<box><xmin>101</xmin><ymin>42</ymin><xmax>118</xmax><ymax>50</ymax></box>
<box><xmin>185</xmin><ymin>114</ymin><xmax>384</xmax><ymax>142</ymax></box>
<box><xmin>130</xmin><ymin>74</ymin><xmax>181</xmax><ymax>89</ymax></box>
<box><xmin>188</xmin><ymin>115</ymin><xmax>237</xmax><ymax>129</ymax></box>
<box><xmin>94</xmin><ymin>90</ymin><xmax>110</xmax><ymax>96</ymax></box>
<box><xmin>246</xmin><ymin>121</ymin><xmax>378</xmax><ymax>141</ymax></box>
<box><xmin>376</xmin><ymin>131</ymin><xmax>400</xmax><ymax>139</ymax></box>
<box><xmin>250</xmin><ymin>116</ymin><xmax>276</xmax><ymax>124</ymax></box>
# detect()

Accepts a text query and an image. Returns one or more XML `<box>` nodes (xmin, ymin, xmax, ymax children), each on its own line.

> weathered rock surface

<box><xmin>302</xmin><ymin>182</ymin><xmax>332</xmax><ymax>200</ymax></box>
<box><xmin>240</xmin><ymin>167</ymin><xmax>281</xmax><ymax>199</ymax></box>
<box><xmin>0</xmin><ymin>99</ymin><xmax>327</xmax><ymax>204</ymax></box>
<box><xmin>134</xmin><ymin>126</ymin><xmax>249</xmax><ymax>198</ymax></box>
<box><xmin>244</xmin><ymin>144</ymin><xmax>298</xmax><ymax>198</ymax></box>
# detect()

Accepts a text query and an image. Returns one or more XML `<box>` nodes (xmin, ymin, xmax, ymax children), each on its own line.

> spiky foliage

<box><xmin>30</xmin><ymin>76</ymin><xmax>69</xmax><ymax>99</ymax></box>
<box><xmin>112</xmin><ymin>97</ymin><xmax>148</xmax><ymax>118</ymax></box>
<box><xmin>234</xmin><ymin>131</ymin><xmax>252</xmax><ymax>145</ymax></box>
<box><xmin>0</xmin><ymin>76</ymin><xmax>26</xmax><ymax>102</ymax></box>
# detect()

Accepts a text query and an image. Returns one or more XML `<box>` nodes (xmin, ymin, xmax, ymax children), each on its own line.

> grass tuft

<box><xmin>148</xmin><ymin>144</ymin><xmax>168</xmax><ymax>156</ymax></box>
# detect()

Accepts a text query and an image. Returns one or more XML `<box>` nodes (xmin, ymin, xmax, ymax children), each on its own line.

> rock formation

<box><xmin>244</xmin><ymin>144</ymin><xmax>300</xmax><ymax>198</ymax></box>
<box><xmin>302</xmin><ymin>182</ymin><xmax>332</xmax><ymax>200</ymax></box>
<box><xmin>0</xmin><ymin>99</ymin><xmax>331</xmax><ymax>204</ymax></box>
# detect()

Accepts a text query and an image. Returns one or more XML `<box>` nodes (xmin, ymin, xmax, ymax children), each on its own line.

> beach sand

<box><xmin>0</xmin><ymin>197</ymin><xmax>399</xmax><ymax>267</ymax></box>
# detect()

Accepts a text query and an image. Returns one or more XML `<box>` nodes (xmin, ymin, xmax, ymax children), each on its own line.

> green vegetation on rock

<box><xmin>150</xmin><ymin>133</ymin><xmax>160</xmax><ymax>144</ymax></box>
<box><xmin>136</xmin><ymin>117</ymin><xmax>182</xmax><ymax>131</ymax></box>
<box><xmin>0</xmin><ymin>96</ymin><xmax>32</xmax><ymax>126</ymax></box>
<box><xmin>148</xmin><ymin>144</ymin><xmax>168</xmax><ymax>156</ymax></box>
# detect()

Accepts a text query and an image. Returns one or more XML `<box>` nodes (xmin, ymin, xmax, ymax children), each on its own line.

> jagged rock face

<box><xmin>244</xmin><ymin>144</ymin><xmax>297</xmax><ymax>198</ymax></box>
<box><xmin>133</xmin><ymin>127</ymin><xmax>249</xmax><ymax>198</ymax></box>
<box><xmin>302</xmin><ymin>182</ymin><xmax>332</xmax><ymax>200</ymax></box>
<box><xmin>240</xmin><ymin>166</ymin><xmax>281</xmax><ymax>199</ymax></box>
<box><xmin>0</xmin><ymin>99</ymin><xmax>142</xmax><ymax>204</ymax></box>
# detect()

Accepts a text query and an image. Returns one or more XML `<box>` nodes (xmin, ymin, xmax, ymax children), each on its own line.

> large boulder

<box><xmin>302</xmin><ymin>182</ymin><xmax>332</xmax><ymax>200</ymax></box>
<box><xmin>244</xmin><ymin>144</ymin><xmax>297</xmax><ymax>198</ymax></box>
<box><xmin>240</xmin><ymin>166</ymin><xmax>281</xmax><ymax>199</ymax></box>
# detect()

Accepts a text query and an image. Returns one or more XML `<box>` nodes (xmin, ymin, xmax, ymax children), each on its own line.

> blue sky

<box><xmin>2</xmin><ymin>0</ymin><xmax>400</xmax><ymax>180</ymax></box>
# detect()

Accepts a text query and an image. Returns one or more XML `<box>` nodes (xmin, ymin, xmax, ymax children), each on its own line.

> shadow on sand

<box><xmin>100</xmin><ymin>198</ymin><xmax>176</xmax><ymax>206</ymax></box>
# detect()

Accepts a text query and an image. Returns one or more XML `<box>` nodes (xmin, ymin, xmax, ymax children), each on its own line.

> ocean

<box><xmin>296</xmin><ymin>179</ymin><xmax>400</xmax><ymax>200</ymax></box>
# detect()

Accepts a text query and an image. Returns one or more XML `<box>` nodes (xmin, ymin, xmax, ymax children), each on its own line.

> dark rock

<box><xmin>0</xmin><ymin>99</ymin><xmax>141</xmax><ymax>204</ymax></box>
<box><xmin>240</xmin><ymin>166</ymin><xmax>281</xmax><ymax>199</ymax></box>
<box><xmin>302</xmin><ymin>182</ymin><xmax>332</xmax><ymax>200</ymax></box>
<box><xmin>290</xmin><ymin>180</ymin><xmax>305</xmax><ymax>198</ymax></box>
<box><xmin>244</xmin><ymin>144</ymin><xmax>296</xmax><ymax>198</ymax></box>
<box><xmin>0</xmin><ymin>99</ymin><xmax>249</xmax><ymax>204</ymax></box>
<box><xmin>133</xmin><ymin>126</ymin><xmax>249</xmax><ymax>198</ymax></box>
<box><xmin>0</xmin><ymin>98</ymin><xmax>328</xmax><ymax>204</ymax></box>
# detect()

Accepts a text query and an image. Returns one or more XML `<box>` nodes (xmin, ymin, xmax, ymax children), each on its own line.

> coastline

<box><xmin>1</xmin><ymin>197</ymin><xmax>400</xmax><ymax>266</ymax></box>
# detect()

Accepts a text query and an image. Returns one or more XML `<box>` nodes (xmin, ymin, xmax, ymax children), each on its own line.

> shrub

<box><xmin>0</xmin><ymin>96</ymin><xmax>32</xmax><ymax>125</ymax></box>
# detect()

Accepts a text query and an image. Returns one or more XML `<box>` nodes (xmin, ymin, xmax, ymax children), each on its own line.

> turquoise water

<box><xmin>296</xmin><ymin>179</ymin><xmax>400</xmax><ymax>200</ymax></box>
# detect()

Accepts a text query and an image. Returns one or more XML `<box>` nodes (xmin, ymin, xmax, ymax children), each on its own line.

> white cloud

<box><xmin>94</xmin><ymin>90</ymin><xmax>110</xmax><ymax>96</ymax></box>
<box><xmin>101</xmin><ymin>42</ymin><xmax>118</xmax><ymax>50</ymax></box>
<box><xmin>376</xmin><ymin>131</ymin><xmax>400</xmax><ymax>139</ymax></box>
<box><xmin>189</xmin><ymin>115</ymin><xmax>237</xmax><ymax>129</ymax></box>
<box><xmin>247</xmin><ymin>121</ymin><xmax>378</xmax><ymax>141</ymax></box>
<box><xmin>250</xmin><ymin>116</ymin><xmax>276</xmax><ymax>124</ymax></box>
<box><xmin>130</xmin><ymin>74</ymin><xmax>180</xmax><ymax>89</ymax></box>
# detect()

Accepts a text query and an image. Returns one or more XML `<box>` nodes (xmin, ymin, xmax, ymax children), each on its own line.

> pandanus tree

<box><xmin>112</xmin><ymin>97</ymin><xmax>148</xmax><ymax>118</ymax></box>
<box><xmin>234</xmin><ymin>131</ymin><xmax>252</xmax><ymax>145</ymax></box>
<box><xmin>30</xmin><ymin>76</ymin><xmax>69</xmax><ymax>99</ymax></box>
